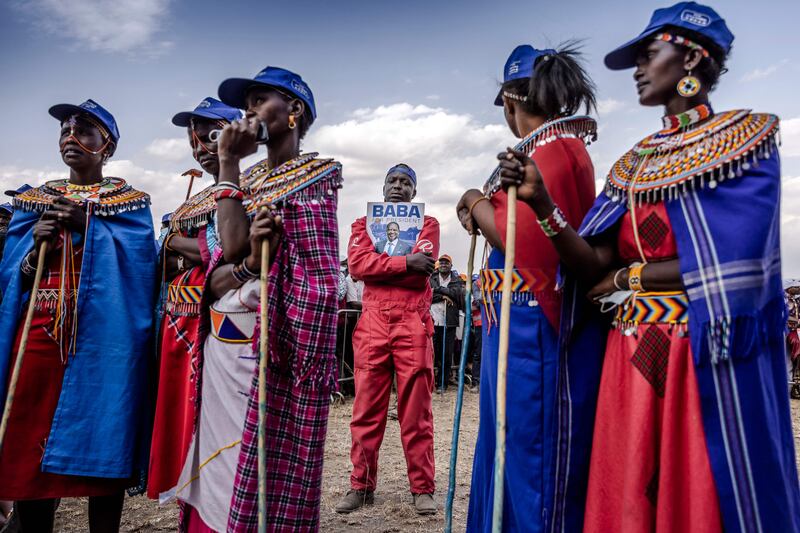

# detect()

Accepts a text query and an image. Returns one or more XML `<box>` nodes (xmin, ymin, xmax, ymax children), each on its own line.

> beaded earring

<box><xmin>677</xmin><ymin>70</ymin><xmax>701</xmax><ymax>98</ymax></box>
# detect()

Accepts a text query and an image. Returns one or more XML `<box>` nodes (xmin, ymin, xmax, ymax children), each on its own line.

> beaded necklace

<box><xmin>660</xmin><ymin>103</ymin><xmax>713</xmax><ymax>133</ymax></box>
<box><xmin>242</xmin><ymin>152</ymin><xmax>343</xmax><ymax>214</ymax></box>
<box><xmin>483</xmin><ymin>115</ymin><xmax>597</xmax><ymax>197</ymax></box>
<box><xmin>169</xmin><ymin>184</ymin><xmax>217</xmax><ymax>233</ymax></box>
<box><xmin>14</xmin><ymin>177</ymin><xmax>150</xmax><ymax>216</ymax></box>
<box><xmin>605</xmin><ymin>107</ymin><xmax>780</xmax><ymax>204</ymax></box>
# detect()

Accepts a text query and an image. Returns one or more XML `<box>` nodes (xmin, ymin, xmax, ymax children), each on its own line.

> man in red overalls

<box><xmin>336</xmin><ymin>163</ymin><xmax>439</xmax><ymax>515</ymax></box>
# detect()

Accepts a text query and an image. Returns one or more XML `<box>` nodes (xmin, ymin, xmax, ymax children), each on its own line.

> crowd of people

<box><xmin>0</xmin><ymin>2</ymin><xmax>799</xmax><ymax>532</ymax></box>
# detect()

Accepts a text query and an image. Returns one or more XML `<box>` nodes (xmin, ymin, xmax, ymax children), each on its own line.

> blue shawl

<box><xmin>0</xmin><ymin>201</ymin><xmax>157</xmax><ymax>478</ymax></box>
<box><xmin>550</xmin><ymin>129</ymin><xmax>800</xmax><ymax>533</ymax></box>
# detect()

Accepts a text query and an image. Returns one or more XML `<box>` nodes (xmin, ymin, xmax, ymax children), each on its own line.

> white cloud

<box><xmin>782</xmin><ymin>117</ymin><xmax>800</xmax><ymax>158</ymax></box>
<box><xmin>145</xmin><ymin>137</ymin><xmax>190</xmax><ymax>162</ymax></box>
<box><xmin>740</xmin><ymin>59</ymin><xmax>789</xmax><ymax>82</ymax></box>
<box><xmin>11</xmin><ymin>0</ymin><xmax>172</xmax><ymax>55</ymax></box>
<box><xmin>781</xmin><ymin>175</ymin><xmax>800</xmax><ymax>277</ymax></box>
<box><xmin>597</xmin><ymin>98</ymin><xmax>625</xmax><ymax>115</ymax></box>
<box><xmin>306</xmin><ymin>103</ymin><xmax>512</xmax><ymax>268</ymax></box>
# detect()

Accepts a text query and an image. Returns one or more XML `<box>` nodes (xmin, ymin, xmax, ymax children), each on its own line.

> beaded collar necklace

<box><xmin>660</xmin><ymin>103</ymin><xmax>713</xmax><ymax>133</ymax></box>
<box><xmin>604</xmin><ymin>108</ymin><xmax>780</xmax><ymax>204</ymax></box>
<box><xmin>170</xmin><ymin>184</ymin><xmax>217</xmax><ymax>232</ymax></box>
<box><xmin>483</xmin><ymin>115</ymin><xmax>597</xmax><ymax>196</ymax></box>
<box><xmin>242</xmin><ymin>152</ymin><xmax>343</xmax><ymax>214</ymax></box>
<box><xmin>13</xmin><ymin>177</ymin><xmax>150</xmax><ymax>216</ymax></box>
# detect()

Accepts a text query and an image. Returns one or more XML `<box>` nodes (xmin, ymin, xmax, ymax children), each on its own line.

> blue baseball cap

<box><xmin>172</xmin><ymin>97</ymin><xmax>242</xmax><ymax>127</ymax></box>
<box><xmin>495</xmin><ymin>45</ymin><xmax>557</xmax><ymax>106</ymax></box>
<box><xmin>605</xmin><ymin>2</ymin><xmax>734</xmax><ymax>70</ymax></box>
<box><xmin>49</xmin><ymin>99</ymin><xmax>120</xmax><ymax>143</ymax></box>
<box><xmin>218</xmin><ymin>66</ymin><xmax>316</xmax><ymax>122</ymax></box>
<box><xmin>0</xmin><ymin>202</ymin><xmax>12</xmax><ymax>214</ymax></box>
<box><xmin>161</xmin><ymin>212</ymin><xmax>172</xmax><ymax>223</ymax></box>
<box><xmin>4</xmin><ymin>184</ymin><xmax>32</xmax><ymax>197</ymax></box>
<box><xmin>386</xmin><ymin>164</ymin><xmax>416</xmax><ymax>185</ymax></box>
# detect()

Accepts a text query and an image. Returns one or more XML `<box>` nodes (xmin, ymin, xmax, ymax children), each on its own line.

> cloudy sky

<box><xmin>1</xmin><ymin>0</ymin><xmax>799</xmax><ymax>275</ymax></box>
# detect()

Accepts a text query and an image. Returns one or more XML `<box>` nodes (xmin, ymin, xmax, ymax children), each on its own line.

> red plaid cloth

<box><xmin>228</xmin><ymin>371</ymin><xmax>330</xmax><ymax>531</ymax></box>
<box><xmin>228</xmin><ymin>170</ymin><xmax>341</xmax><ymax>531</ymax></box>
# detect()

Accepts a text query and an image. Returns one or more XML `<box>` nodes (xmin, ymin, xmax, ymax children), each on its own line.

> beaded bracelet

<box><xmin>20</xmin><ymin>253</ymin><xmax>37</xmax><ymax>277</ymax></box>
<box><xmin>537</xmin><ymin>205</ymin><xmax>568</xmax><ymax>238</ymax></box>
<box><xmin>214</xmin><ymin>188</ymin><xmax>245</xmax><ymax>201</ymax></box>
<box><xmin>628</xmin><ymin>262</ymin><xmax>645</xmax><ymax>292</ymax></box>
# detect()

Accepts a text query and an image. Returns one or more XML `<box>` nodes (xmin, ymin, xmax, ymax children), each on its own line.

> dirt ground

<box><xmin>53</xmin><ymin>388</ymin><xmax>479</xmax><ymax>532</ymax></box>
<box><xmin>51</xmin><ymin>393</ymin><xmax>800</xmax><ymax>532</ymax></box>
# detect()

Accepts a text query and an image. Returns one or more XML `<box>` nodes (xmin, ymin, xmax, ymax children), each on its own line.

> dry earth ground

<box><xmin>52</xmin><ymin>391</ymin><xmax>800</xmax><ymax>532</ymax></box>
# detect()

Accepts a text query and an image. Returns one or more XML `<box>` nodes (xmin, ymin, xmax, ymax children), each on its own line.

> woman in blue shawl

<box><xmin>497</xmin><ymin>3</ymin><xmax>800</xmax><ymax>532</ymax></box>
<box><xmin>0</xmin><ymin>100</ymin><xmax>156</xmax><ymax>532</ymax></box>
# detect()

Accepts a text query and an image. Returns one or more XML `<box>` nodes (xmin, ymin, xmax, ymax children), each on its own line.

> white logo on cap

<box><xmin>82</xmin><ymin>101</ymin><xmax>97</xmax><ymax>109</ymax></box>
<box><xmin>291</xmin><ymin>79</ymin><xmax>310</xmax><ymax>98</ymax></box>
<box><xmin>199</xmin><ymin>99</ymin><xmax>212</xmax><ymax>108</ymax></box>
<box><xmin>257</xmin><ymin>69</ymin><xmax>269</xmax><ymax>77</ymax></box>
<box><xmin>681</xmin><ymin>9</ymin><xmax>710</xmax><ymax>27</ymax></box>
<box><xmin>417</xmin><ymin>239</ymin><xmax>433</xmax><ymax>253</ymax></box>
<box><xmin>508</xmin><ymin>61</ymin><xmax>521</xmax><ymax>76</ymax></box>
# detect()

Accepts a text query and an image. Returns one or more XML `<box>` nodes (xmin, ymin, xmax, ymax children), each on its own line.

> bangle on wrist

<box><xmin>628</xmin><ymin>262</ymin><xmax>645</xmax><ymax>292</ymax></box>
<box><xmin>537</xmin><ymin>204</ymin><xmax>568</xmax><ymax>238</ymax></box>
<box><xmin>164</xmin><ymin>232</ymin><xmax>177</xmax><ymax>252</ymax></box>
<box><xmin>467</xmin><ymin>196</ymin><xmax>489</xmax><ymax>218</ymax></box>
<box><xmin>231</xmin><ymin>259</ymin><xmax>259</xmax><ymax>284</ymax></box>
<box><xmin>613</xmin><ymin>267</ymin><xmax>628</xmax><ymax>291</ymax></box>
<box><xmin>21</xmin><ymin>252</ymin><xmax>38</xmax><ymax>277</ymax></box>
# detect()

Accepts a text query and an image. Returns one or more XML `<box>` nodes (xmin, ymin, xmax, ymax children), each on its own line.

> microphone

<box><xmin>208</xmin><ymin>121</ymin><xmax>269</xmax><ymax>144</ymax></box>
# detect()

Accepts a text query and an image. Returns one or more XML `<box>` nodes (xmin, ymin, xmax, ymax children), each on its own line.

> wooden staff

<box><xmin>182</xmin><ymin>169</ymin><xmax>203</xmax><ymax>201</ymax></box>
<box><xmin>445</xmin><ymin>233</ymin><xmax>477</xmax><ymax>533</ymax></box>
<box><xmin>0</xmin><ymin>242</ymin><xmax>48</xmax><ymax>454</ymax></box>
<box><xmin>492</xmin><ymin>185</ymin><xmax>516</xmax><ymax>533</ymax></box>
<box><xmin>257</xmin><ymin>240</ymin><xmax>269</xmax><ymax>533</ymax></box>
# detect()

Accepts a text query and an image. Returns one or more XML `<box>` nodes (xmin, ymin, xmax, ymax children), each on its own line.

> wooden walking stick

<box><xmin>492</xmin><ymin>185</ymin><xmax>517</xmax><ymax>533</ymax></box>
<box><xmin>258</xmin><ymin>237</ymin><xmax>270</xmax><ymax>533</ymax></box>
<box><xmin>0</xmin><ymin>241</ymin><xmax>48</xmax><ymax>454</ymax></box>
<box><xmin>445</xmin><ymin>233</ymin><xmax>477</xmax><ymax>533</ymax></box>
<box><xmin>182</xmin><ymin>168</ymin><xmax>203</xmax><ymax>201</ymax></box>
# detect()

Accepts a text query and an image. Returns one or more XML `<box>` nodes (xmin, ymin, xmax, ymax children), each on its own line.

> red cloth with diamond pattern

<box><xmin>583</xmin><ymin>202</ymin><xmax>723</xmax><ymax>533</ymax></box>
<box><xmin>147</xmin><ymin>265</ymin><xmax>205</xmax><ymax>499</ymax></box>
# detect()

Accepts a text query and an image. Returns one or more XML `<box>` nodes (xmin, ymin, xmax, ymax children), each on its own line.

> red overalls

<box><xmin>346</xmin><ymin>215</ymin><xmax>440</xmax><ymax>494</ymax></box>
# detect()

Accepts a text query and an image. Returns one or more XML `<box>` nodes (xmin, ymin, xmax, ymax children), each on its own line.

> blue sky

<box><xmin>2</xmin><ymin>0</ymin><xmax>799</xmax><ymax>274</ymax></box>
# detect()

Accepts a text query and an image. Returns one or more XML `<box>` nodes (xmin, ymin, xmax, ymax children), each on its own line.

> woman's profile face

<box><xmin>244</xmin><ymin>87</ymin><xmax>301</xmax><ymax>141</ymax></box>
<box><xmin>633</xmin><ymin>39</ymin><xmax>688</xmax><ymax>107</ymax></box>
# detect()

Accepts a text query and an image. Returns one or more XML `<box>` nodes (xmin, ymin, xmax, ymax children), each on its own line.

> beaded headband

<box><xmin>67</xmin><ymin>113</ymin><xmax>111</xmax><ymax>141</ymax></box>
<box><xmin>653</xmin><ymin>33</ymin><xmax>710</xmax><ymax>59</ymax></box>
<box><xmin>502</xmin><ymin>91</ymin><xmax>528</xmax><ymax>102</ymax></box>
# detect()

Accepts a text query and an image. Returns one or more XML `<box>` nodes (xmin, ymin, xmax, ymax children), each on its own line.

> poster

<box><xmin>366</xmin><ymin>202</ymin><xmax>425</xmax><ymax>256</ymax></box>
